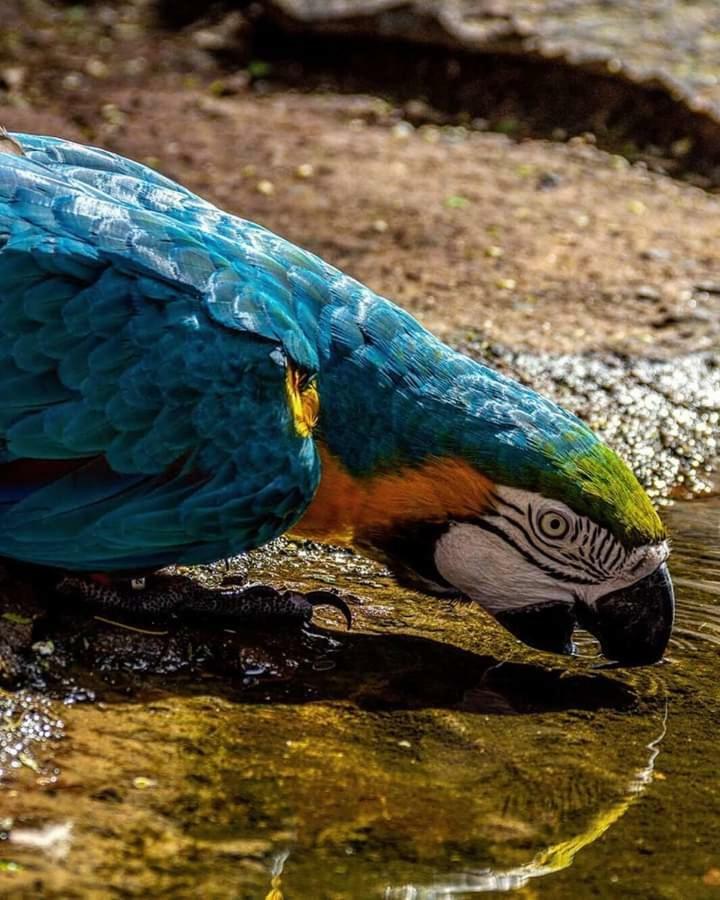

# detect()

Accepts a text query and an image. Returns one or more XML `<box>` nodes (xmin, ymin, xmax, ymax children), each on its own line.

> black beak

<box><xmin>576</xmin><ymin>563</ymin><xmax>675</xmax><ymax>666</ymax></box>
<box><xmin>495</xmin><ymin>600</ymin><xmax>577</xmax><ymax>656</ymax></box>
<box><xmin>493</xmin><ymin>563</ymin><xmax>674</xmax><ymax>665</ymax></box>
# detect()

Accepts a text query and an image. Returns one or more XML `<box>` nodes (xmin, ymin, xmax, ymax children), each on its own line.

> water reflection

<box><xmin>664</xmin><ymin>493</ymin><xmax>720</xmax><ymax>650</ymax></box>
<box><xmin>384</xmin><ymin>701</ymin><xmax>668</xmax><ymax>898</ymax></box>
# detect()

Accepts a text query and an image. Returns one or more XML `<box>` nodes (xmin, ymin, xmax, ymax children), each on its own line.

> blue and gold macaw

<box><xmin>0</xmin><ymin>131</ymin><xmax>674</xmax><ymax>663</ymax></box>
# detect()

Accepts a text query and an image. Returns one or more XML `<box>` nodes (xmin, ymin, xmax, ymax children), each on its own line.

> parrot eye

<box><xmin>537</xmin><ymin>510</ymin><xmax>571</xmax><ymax>541</ymax></box>
<box><xmin>297</xmin><ymin>369</ymin><xmax>315</xmax><ymax>392</ymax></box>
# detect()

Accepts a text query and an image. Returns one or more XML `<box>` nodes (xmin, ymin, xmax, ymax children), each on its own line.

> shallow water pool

<box><xmin>0</xmin><ymin>496</ymin><xmax>718</xmax><ymax>899</ymax></box>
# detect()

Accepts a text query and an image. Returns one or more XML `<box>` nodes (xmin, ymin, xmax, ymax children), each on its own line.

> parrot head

<box><xmin>431</xmin><ymin>482</ymin><xmax>673</xmax><ymax>666</ymax></box>
<box><xmin>295</xmin><ymin>325</ymin><xmax>674</xmax><ymax>665</ymax></box>
<box><xmin>301</xmin><ymin>442</ymin><xmax>673</xmax><ymax>665</ymax></box>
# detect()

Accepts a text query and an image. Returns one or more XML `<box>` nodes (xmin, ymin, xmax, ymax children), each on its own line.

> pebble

<box><xmin>1</xmin><ymin>67</ymin><xmax>25</xmax><ymax>91</ymax></box>
<box><xmin>61</xmin><ymin>72</ymin><xmax>84</xmax><ymax>92</ymax></box>
<box><xmin>671</xmin><ymin>136</ymin><xmax>693</xmax><ymax>158</ymax></box>
<box><xmin>536</xmin><ymin>171</ymin><xmax>562</xmax><ymax>191</ymax></box>
<box><xmin>640</xmin><ymin>247</ymin><xmax>672</xmax><ymax>262</ymax></box>
<box><xmin>85</xmin><ymin>58</ymin><xmax>109</xmax><ymax>79</ymax></box>
<box><xmin>192</xmin><ymin>29</ymin><xmax>227</xmax><ymax>52</ymax></box>
<box><xmin>132</xmin><ymin>776</ymin><xmax>157</xmax><ymax>790</ymax></box>
<box><xmin>695</xmin><ymin>281</ymin><xmax>720</xmax><ymax>295</ymax></box>
<box><xmin>392</xmin><ymin>122</ymin><xmax>414</xmax><ymax>140</ymax></box>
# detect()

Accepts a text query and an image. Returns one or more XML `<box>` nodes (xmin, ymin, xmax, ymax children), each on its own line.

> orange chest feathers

<box><xmin>291</xmin><ymin>445</ymin><xmax>495</xmax><ymax>545</ymax></box>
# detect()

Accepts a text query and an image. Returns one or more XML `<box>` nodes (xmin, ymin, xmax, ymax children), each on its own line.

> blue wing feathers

<box><xmin>0</xmin><ymin>134</ymin><xmax>325</xmax><ymax>569</ymax></box>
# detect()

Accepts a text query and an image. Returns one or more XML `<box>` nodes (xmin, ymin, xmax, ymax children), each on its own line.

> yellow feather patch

<box><xmin>286</xmin><ymin>362</ymin><xmax>319</xmax><ymax>438</ymax></box>
<box><xmin>292</xmin><ymin>445</ymin><xmax>495</xmax><ymax>545</ymax></box>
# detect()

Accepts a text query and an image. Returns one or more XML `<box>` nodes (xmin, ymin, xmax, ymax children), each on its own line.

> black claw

<box><xmin>301</xmin><ymin>590</ymin><xmax>354</xmax><ymax>630</ymax></box>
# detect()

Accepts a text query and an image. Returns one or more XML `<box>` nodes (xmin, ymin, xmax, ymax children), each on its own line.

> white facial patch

<box><xmin>433</xmin><ymin>485</ymin><xmax>669</xmax><ymax>613</ymax></box>
<box><xmin>434</xmin><ymin>521</ymin><xmax>575</xmax><ymax>613</ymax></box>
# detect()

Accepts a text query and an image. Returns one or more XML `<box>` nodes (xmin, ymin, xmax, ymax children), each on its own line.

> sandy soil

<box><xmin>2</xmin><ymin>1</ymin><xmax>719</xmax><ymax>358</ymax></box>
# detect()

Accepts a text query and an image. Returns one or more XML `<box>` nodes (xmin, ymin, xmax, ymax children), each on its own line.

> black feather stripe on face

<box><xmin>357</xmin><ymin>521</ymin><xmax>461</xmax><ymax>596</ymax></box>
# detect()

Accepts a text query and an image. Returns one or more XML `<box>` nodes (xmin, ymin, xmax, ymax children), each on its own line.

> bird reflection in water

<box><xmin>384</xmin><ymin>698</ymin><xmax>668</xmax><ymax>898</ymax></box>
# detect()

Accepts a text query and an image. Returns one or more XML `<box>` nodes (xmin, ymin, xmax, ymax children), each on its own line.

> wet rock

<box><xmin>0</xmin><ymin>576</ymin><xmax>47</xmax><ymax>686</ymax></box>
<box><xmin>0</xmin><ymin>691</ymin><xmax>63</xmax><ymax>780</ymax></box>
<box><xmin>186</xmin><ymin>1</ymin><xmax>720</xmax><ymax>183</ymax></box>
<box><xmin>258</xmin><ymin>0</ymin><xmax>720</xmax><ymax>130</ymax></box>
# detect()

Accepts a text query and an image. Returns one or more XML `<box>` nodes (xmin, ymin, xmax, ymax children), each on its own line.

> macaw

<box><xmin>0</xmin><ymin>130</ymin><xmax>674</xmax><ymax>664</ymax></box>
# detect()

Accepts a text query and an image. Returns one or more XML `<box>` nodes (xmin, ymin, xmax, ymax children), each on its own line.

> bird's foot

<box><xmin>54</xmin><ymin>573</ymin><xmax>353</xmax><ymax>630</ymax></box>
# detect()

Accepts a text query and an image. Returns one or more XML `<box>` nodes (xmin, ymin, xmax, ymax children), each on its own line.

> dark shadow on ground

<box><xmin>18</xmin><ymin>608</ymin><xmax>638</xmax><ymax>716</ymax></box>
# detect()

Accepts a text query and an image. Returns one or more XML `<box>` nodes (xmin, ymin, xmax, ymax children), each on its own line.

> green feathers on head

<box><xmin>540</xmin><ymin>430</ymin><xmax>665</xmax><ymax>548</ymax></box>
